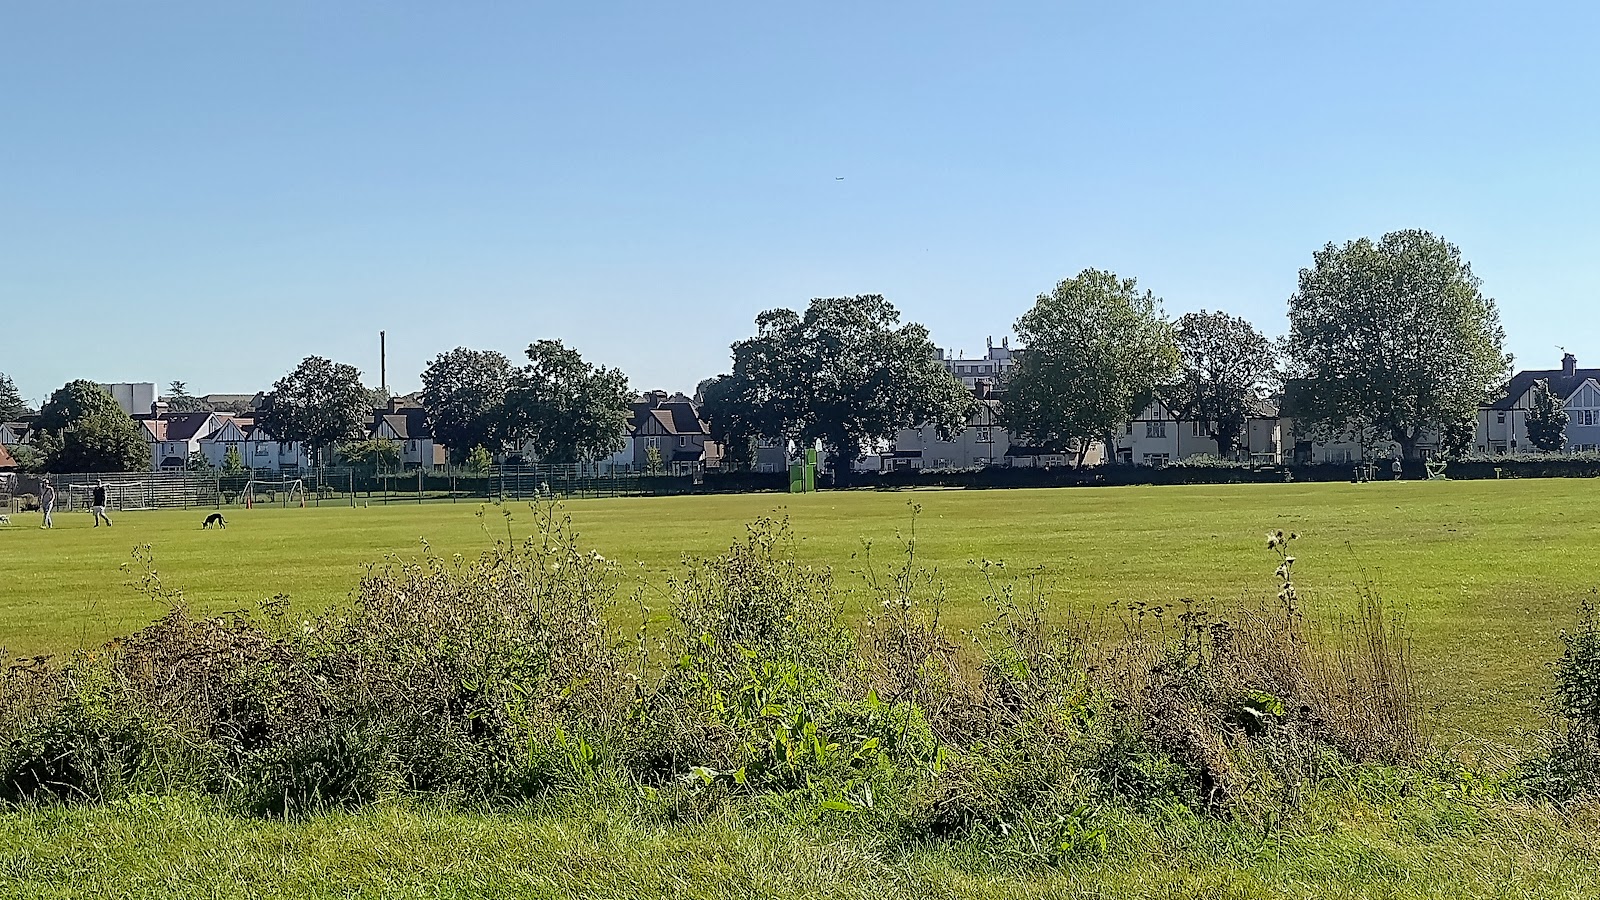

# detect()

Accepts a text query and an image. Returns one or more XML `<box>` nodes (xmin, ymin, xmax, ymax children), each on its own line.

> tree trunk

<box><xmin>1215</xmin><ymin>425</ymin><xmax>1242</xmax><ymax>461</ymax></box>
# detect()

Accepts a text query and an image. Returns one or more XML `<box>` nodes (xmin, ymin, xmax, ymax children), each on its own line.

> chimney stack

<box><xmin>1563</xmin><ymin>353</ymin><xmax>1577</xmax><ymax>378</ymax></box>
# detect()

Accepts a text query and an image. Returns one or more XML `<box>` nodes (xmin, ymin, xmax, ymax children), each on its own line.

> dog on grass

<box><xmin>202</xmin><ymin>512</ymin><xmax>227</xmax><ymax>530</ymax></box>
<box><xmin>0</xmin><ymin>515</ymin><xmax>10</xmax><ymax>526</ymax></box>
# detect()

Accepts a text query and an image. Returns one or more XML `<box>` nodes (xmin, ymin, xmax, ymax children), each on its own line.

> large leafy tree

<box><xmin>35</xmin><ymin>380</ymin><xmax>150</xmax><ymax>472</ymax></box>
<box><xmin>421</xmin><ymin>348</ymin><xmax>514</xmax><ymax>463</ymax></box>
<box><xmin>1168</xmin><ymin>311</ymin><xmax>1280</xmax><ymax>459</ymax></box>
<box><xmin>0</xmin><ymin>373</ymin><xmax>30</xmax><ymax>420</ymax></box>
<box><xmin>1285</xmin><ymin>230</ymin><xmax>1509</xmax><ymax>460</ymax></box>
<box><xmin>1526</xmin><ymin>379</ymin><xmax>1570</xmax><ymax>453</ymax></box>
<box><xmin>257</xmin><ymin>356</ymin><xmax>372</xmax><ymax>465</ymax></box>
<box><xmin>1004</xmin><ymin>270</ymin><xmax>1179</xmax><ymax>465</ymax></box>
<box><xmin>165</xmin><ymin>381</ymin><xmax>212</xmax><ymax>413</ymax></box>
<box><xmin>503</xmin><ymin>340</ymin><xmax>632</xmax><ymax>465</ymax></box>
<box><xmin>728</xmin><ymin>296</ymin><xmax>971</xmax><ymax>485</ymax></box>
<box><xmin>697</xmin><ymin>374</ymin><xmax>757</xmax><ymax>471</ymax></box>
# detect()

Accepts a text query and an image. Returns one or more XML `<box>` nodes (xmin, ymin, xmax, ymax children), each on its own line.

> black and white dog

<box><xmin>202</xmin><ymin>512</ymin><xmax>227</xmax><ymax>530</ymax></box>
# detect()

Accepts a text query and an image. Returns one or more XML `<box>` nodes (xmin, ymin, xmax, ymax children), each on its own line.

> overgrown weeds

<box><xmin>0</xmin><ymin>505</ymin><xmax>1434</xmax><ymax>851</ymax></box>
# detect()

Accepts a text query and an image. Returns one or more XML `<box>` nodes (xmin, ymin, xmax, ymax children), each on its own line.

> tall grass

<box><xmin>0</xmin><ymin>505</ymin><xmax>1433</xmax><ymax>846</ymax></box>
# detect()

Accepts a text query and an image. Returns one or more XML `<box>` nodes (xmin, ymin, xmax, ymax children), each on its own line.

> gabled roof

<box><xmin>1489</xmin><ymin>367</ymin><xmax>1600</xmax><ymax>410</ymax></box>
<box><xmin>631</xmin><ymin>399</ymin><xmax>709</xmax><ymax>437</ymax></box>
<box><xmin>142</xmin><ymin>419</ymin><xmax>168</xmax><ymax>441</ymax></box>
<box><xmin>159</xmin><ymin>411</ymin><xmax>218</xmax><ymax>441</ymax></box>
<box><xmin>0</xmin><ymin>444</ymin><xmax>17</xmax><ymax>470</ymax></box>
<box><xmin>376</xmin><ymin>413</ymin><xmax>411</xmax><ymax>440</ymax></box>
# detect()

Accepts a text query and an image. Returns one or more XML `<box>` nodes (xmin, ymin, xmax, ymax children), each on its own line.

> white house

<box><xmin>140</xmin><ymin>411</ymin><xmax>226</xmax><ymax>470</ymax></box>
<box><xmin>934</xmin><ymin>338</ymin><xmax>1019</xmax><ymax>392</ymax></box>
<box><xmin>241</xmin><ymin>422</ymin><xmax>311</xmax><ymax>472</ymax></box>
<box><xmin>1478</xmin><ymin>353</ymin><xmax>1600</xmax><ymax>453</ymax></box>
<box><xmin>370</xmin><ymin>403</ymin><xmax>445</xmax><ymax>470</ymax></box>
<box><xmin>892</xmin><ymin>397</ymin><xmax>1010</xmax><ymax>470</ymax></box>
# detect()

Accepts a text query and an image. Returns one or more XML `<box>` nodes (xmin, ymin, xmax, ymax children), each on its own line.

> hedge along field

<box><xmin>1</xmin><ymin>478</ymin><xmax>1596</xmax><ymax>741</ymax></box>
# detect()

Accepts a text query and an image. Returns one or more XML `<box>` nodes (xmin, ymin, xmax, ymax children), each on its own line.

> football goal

<box><xmin>68</xmin><ymin>481</ymin><xmax>151</xmax><ymax>511</ymax></box>
<box><xmin>243</xmin><ymin>477</ymin><xmax>308</xmax><ymax>508</ymax></box>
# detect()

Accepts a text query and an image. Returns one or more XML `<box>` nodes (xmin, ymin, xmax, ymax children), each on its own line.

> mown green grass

<box><xmin>2</xmin><ymin>788</ymin><xmax>1597</xmax><ymax>900</ymax></box>
<box><xmin>3</xmin><ymin>480</ymin><xmax>1597</xmax><ymax>741</ymax></box>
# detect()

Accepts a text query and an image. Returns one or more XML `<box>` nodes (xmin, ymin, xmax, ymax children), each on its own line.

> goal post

<box><xmin>242</xmin><ymin>476</ymin><xmax>308</xmax><ymax>509</ymax></box>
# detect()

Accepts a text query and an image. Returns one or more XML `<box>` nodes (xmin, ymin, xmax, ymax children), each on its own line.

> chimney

<box><xmin>1563</xmin><ymin>353</ymin><xmax>1577</xmax><ymax>378</ymax></box>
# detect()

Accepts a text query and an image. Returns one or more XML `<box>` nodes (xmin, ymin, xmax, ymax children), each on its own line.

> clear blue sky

<box><xmin>4</xmin><ymin>2</ymin><xmax>1597</xmax><ymax>406</ymax></box>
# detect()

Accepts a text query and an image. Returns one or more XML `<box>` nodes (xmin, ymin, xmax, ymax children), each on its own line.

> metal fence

<box><xmin>5</xmin><ymin>465</ymin><xmax>654</xmax><ymax>512</ymax></box>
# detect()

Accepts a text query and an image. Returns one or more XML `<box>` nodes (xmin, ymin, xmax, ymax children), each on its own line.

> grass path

<box><xmin>3</xmin><ymin>480</ymin><xmax>1597</xmax><ymax>740</ymax></box>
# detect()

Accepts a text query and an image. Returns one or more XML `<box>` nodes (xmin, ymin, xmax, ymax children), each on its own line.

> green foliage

<box><xmin>1526</xmin><ymin>379</ymin><xmax>1569</xmax><ymax>452</ymax></box>
<box><xmin>464</xmin><ymin>444</ymin><xmax>494</xmax><ymax>474</ymax></box>
<box><xmin>222</xmin><ymin>445</ymin><xmax>246</xmax><ymax>473</ymax></box>
<box><xmin>644</xmin><ymin>445</ymin><xmax>663</xmax><ymax>474</ymax></box>
<box><xmin>34</xmin><ymin>382</ymin><xmax>151</xmax><ymax>472</ymax></box>
<box><xmin>7</xmin><ymin>443</ymin><xmax>47</xmax><ymax>474</ymax></box>
<box><xmin>339</xmin><ymin>437</ymin><xmax>402</xmax><ymax>472</ymax></box>
<box><xmin>185</xmin><ymin>451</ymin><xmax>211</xmax><ymax>472</ymax></box>
<box><xmin>697</xmin><ymin>375</ymin><xmax>756</xmax><ymax>471</ymax></box>
<box><xmin>1169</xmin><ymin>311</ymin><xmax>1280</xmax><ymax>458</ymax></box>
<box><xmin>421</xmin><ymin>348</ymin><xmax>514</xmax><ymax>464</ymax></box>
<box><xmin>164</xmin><ymin>381</ymin><xmax>212</xmax><ymax>414</ymax></box>
<box><xmin>503</xmin><ymin>340</ymin><xmax>632</xmax><ymax>465</ymax></box>
<box><xmin>1004</xmin><ymin>270</ymin><xmax>1178</xmax><ymax>464</ymax></box>
<box><xmin>0</xmin><ymin>372</ymin><xmax>29</xmax><ymax>420</ymax></box>
<box><xmin>1285</xmin><ymin>230</ymin><xmax>1510</xmax><ymax>459</ymax></box>
<box><xmin>257</xmin><ymin>357</ymin><xmax>372</xmax><ymax>464</ymax></box>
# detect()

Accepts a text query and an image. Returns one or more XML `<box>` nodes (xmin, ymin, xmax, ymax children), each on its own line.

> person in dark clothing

<box><xmin>92</xmin><ymin>482</ymin><xmax>113</xmax><ymax>527</ymax></box>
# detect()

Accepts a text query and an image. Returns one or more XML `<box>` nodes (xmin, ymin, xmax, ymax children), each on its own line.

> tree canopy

<box><xmin>503</xmin><ymin>340</ymin><xmax>632</xmax><ymax>465</ymax></box>
<box><xmin>0</xmin><ymin>373</ymin><xmax>29</xmax><ymax>421</ymax></box>
<box><xmin>697</xmin><ymin>374</ymin><xmax>757</xmax><ymax>471</ymax></box>
<box><xmin>1526</xmin><ymin>379</ymin><xmax>1569</xmax><ymax>453</ymax></box>
<box><xmin>257</xmin><ymin>357</ymin><xmax>372</xmax><ymax>464</ymax></box>
<box><xmin>1004</xmin><ymin>270</ymin><xmax>1178</xmax><ymax>464</ymax></box>
<box><xmin>1169</xmin><ymin>310</ymin><xmax>1280</xmax><ymax>459</ymax></box>
<box><xmin>35</xmin><ymin>380</ymin><xmax>150</xmax><ymax>473</ymax></box>
<box><xmin>165</xmin><ymin>381</ymin><xmax>212</xmax><ymax>413</ymax></box>
<box><xmin>726</xmin><ymin>296</ymin><xmax>971</xmax><ymax>483</ymax></box>
<box><xmin>1284</xmin><ymin>230</ymin><xmax>1509</xmax><ymax>459</ymax></box>
<box><xmin>421</xmin><ymin>348</ymin><xmax>514</xmax><ymax>463</ymax></box>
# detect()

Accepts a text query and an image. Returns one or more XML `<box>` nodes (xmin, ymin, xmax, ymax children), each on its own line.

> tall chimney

<box><xmin>380</xmin><ymin>330</ymin><xmax>387</xmax><ymax>395</ymax></box>
<box><xmin>1563</xmin><ymin>352</ymin><xmax>1577</xmax><ymax>378</ymax></box>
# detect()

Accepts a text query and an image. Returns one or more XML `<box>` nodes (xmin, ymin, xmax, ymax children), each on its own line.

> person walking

<box><xmin>1391</xmin><ymin>456</ymin><xmax>1404</xmax><ymax>481</ymax></box>
<box><xmin>39</xmin><ymin>479</ymin><xmax>55</xmax><ymax>529</ymax></box>
<box><xmin>92</xmin><ymin>481</ymin><xmax>113</xmax><ymax>527</ymax></box>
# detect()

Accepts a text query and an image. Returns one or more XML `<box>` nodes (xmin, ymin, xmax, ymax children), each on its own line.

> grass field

<box><xmin>3</xmin><ymin>479</ymin><xmax>1598</xmax><ymax>742</ymax></box>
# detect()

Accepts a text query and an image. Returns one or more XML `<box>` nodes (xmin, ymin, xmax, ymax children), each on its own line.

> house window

<box><xmin>1125</xmin><ymin>422</ymin><xmax>1134</xmax><ymax>435</ymax></box>
<box><xmin>1146</xmin><ymin>421</ymin><xmax>1166</xmax><ymax>439</ymax></box>
<box><xmin>409</xmin><ymin>440</ymin><xmax>418</xmax><ymax>451</ymax></box>
<box><xmin>678</xmin><ymin>436</ymin><xmax>687</xmax><ymax>447</ymax></box>
<box><xmin>1142</xmin><ymin>453</ymin><xmax>1170</xmax><ymax>467</ymax></box>
<box><xmin>975</xmin><ymin>426</ymin><xmax>993</xmax><ymax>443</ymax></box>
<box><xmin>646</xmin><ymin>437</ymin><xmax>660</xmax><ymax>449</ymax></box>
<box><xmin>1496</xmin><ymin>411</ymin><xmax>1506</xmax><ymax>424</ymax></box>
<box><xmin>1116</xmin><ymin>449</ymin><xmax>1133</xmax><ymax>465</ymax></box>
<box><xmin>1192</xmin><ymin>421</ymin><xmax>1206</xmax><ymax>437</ymax></box>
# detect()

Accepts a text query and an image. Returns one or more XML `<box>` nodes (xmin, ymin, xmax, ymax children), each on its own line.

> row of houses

<box><xmin>891</xmin><ymin>350</ymin><xmax>1600</xmax><ymax>470</ymax></box>
<box><xmin>5</xmin><ymin>352</ymin><xmax>1598</xmax><ymax>474</ymax></box>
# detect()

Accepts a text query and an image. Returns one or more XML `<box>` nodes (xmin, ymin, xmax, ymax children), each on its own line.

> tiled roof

<box><xmin>0</xmin><ymin>444</ymin><xmax>16</xmax><ymax>469</ymax></box>
<box><xmin>1488</xmin><ymin>367</ymin><xmax>1600</xmax><ymax>411</ymax></box>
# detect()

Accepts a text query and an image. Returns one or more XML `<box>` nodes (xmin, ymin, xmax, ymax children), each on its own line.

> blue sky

<box><xmin>4</xmin><ymin>2</ymin><xmax>1597</xmax><ymax>405</ymax></box>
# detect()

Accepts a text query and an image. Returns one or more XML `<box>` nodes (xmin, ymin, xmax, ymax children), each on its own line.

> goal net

<box><xmin>243</xmin><ymin>477</ymin><xmax>307</xmax><ymax>508</ymax></box>
<box><xmin>68</xmin><ymin>481</ymin><xmax>151</xmax><ymax>511</ymax></box>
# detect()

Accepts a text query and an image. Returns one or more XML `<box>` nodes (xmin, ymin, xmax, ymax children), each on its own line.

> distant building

<box><xmin>99</xmin><ymin>382</ymin><xmax>158</xmax><ymax>417</ymax></box>
<box><xmin>1479</xmin><ymin>352</ymin><xmax>1600</xmax><ymax>453</ymax></box>
<box><xmin>934</xmin><ymin>337</ymin><xmax>1018</xmax><ymax>391</ymax></box>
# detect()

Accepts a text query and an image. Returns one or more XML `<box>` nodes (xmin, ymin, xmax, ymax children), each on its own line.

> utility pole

<box><xmin>380</xmin><ymin>330</ymin><xmax>387</xmax><ymax>396</ymax></box>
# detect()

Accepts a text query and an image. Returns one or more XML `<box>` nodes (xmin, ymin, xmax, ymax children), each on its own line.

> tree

<box><xmin>1004</xmin><ymin>270</ymin><xmax>1179</xmax><ymax>465</ymax></box>
<box><xmin>0</xmin><ymin>373</ymin><xmax>29</xmax><ymax>421</ymax></box>
<box><xmin>421</xmin><ymin>348</ymin><xmax>514</xmax><ymax>463</ymax></box>
<box><xmin>503</xmin><ymin>340</ymin><xmax>632</xmax><ymax>465</ymax></box>
<box><xmin>340</xmin><ymin>437</ymin><xmax>402</xmax><ymax>472</ymax></box>
<box><xmin>644</xmin><ymin>445</ymin><xmax>664</xmax><ymax>474</ymax></box>
<box><xmin>1168</xmin><ymin>311</ymin><xmax>1281</xmax><ymax>459</ymax></box>
<box><xmin>698</xmin><ymin>374</ymin><xmax>757</xmax><ymax>471</ymax></box>
<box><xmin>257</xmin><ymin>357</ymin><xmax>372</xmax><ymax>465</ymax></box>
<box><xmin>35</xmin><ymin>380</ymin><xmax>151</xmax><ymax>473</ymax></box>
<box><xmin>8</xmin><ymin>443</ymin><xmax>45</xmax><ymax>474</ymax></box>
<box><xmin>186</xmin><ymin>450</ymin><xmax>212</xmax><ymax>471</ymax></box>
<box><xmin>1285</xmin><ymin>230</ymin><xmax>1510</xmax><ymax>460</ymax></box>
<box><xmin>222</xmin><ymin>445</ymin><xmax>246</xmax><ymax>472</ymax></box>
<box><xmin>165</xmin><ymin>381</ymin><xmax>211</xmax><ymax>413</ymax></box>
<box><xmin>464</xmin><ymin>445</ymin><xmax>494</xmax><ymax>474</ymax></box>
<box><xmin>728</xmin><ymin>296</ymin><xmax>971</xmax><ymax>485</ymax></box>
<box><xmin>1526</xmin><ymin>379</ymin><xmax>1570</xmax><ymax>452</ymax></box>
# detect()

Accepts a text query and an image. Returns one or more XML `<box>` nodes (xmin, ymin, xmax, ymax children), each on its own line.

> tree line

<box><xmin>4</xmin><ymin>229</ymin><xmax>1532</xmax><ymax>475</ymax></box>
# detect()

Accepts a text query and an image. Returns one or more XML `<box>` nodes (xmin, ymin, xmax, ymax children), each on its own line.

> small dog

<box><xmin>202</xmin><ymin>512</ymin><xmax>227</xmax><ymax>530</ymax></box>
<box><xmin>0</xmin><ymin>515</ymin><xmax>10</xmax><ymax>526</ymax></box>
